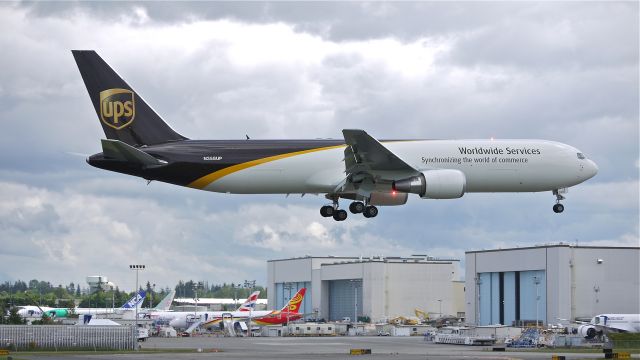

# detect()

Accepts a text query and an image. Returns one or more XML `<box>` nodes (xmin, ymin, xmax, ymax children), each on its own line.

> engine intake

<box><xmin>578</xmin><ymin>325</ymin><xmax>597</xmax><ymax>339</ymax></box>
<box><xmin>392</xmin><ymin>169</ymin><xmax>466</xmax><ymax>199</ymax></box>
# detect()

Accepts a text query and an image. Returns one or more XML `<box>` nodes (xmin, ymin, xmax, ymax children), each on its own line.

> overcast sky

<box><xmin>0</xmin><ymin>2</ymin><xmax>637</xmax><ymax>292</ymax></box>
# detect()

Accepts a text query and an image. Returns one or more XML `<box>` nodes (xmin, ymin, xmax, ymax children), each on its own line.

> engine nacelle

<box><xmin>48</xmin><ymin>309</ymin><xmax>69</xmax><ymax>318</ymax></box>
<box><xmin>578</xmin><ymin>325</ymin><xmax>597</xmax><ymax>339</ymax></box>
<box><xmin>392</xmin><ymin>169</ymin><xmax>466</xmax><ymax>199</ymax></box>
<box><xmin>369</xmin><ymin>191</ymin><xmax>408</xmax><ymax>206</ymax></box>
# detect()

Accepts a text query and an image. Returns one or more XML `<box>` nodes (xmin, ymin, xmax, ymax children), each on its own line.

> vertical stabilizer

<box><xmin>153</xmin><ymin>290</ymin><xmax>176</xmax><ymax>311</ymax></box>
<box><xmin>72</xmin><ymin>50</ymin><xmax>187</xmax><ymax>146</ymax></box>
<box><xmin>281</xmin><ymin>288</ymin><xmax>306</xmax><ymax>313</ymax></box>
<box><xmin>237</xmin><ymin>291</ymin><xmax>261</xmax><ymax>312</ymax></box>
<box><xmin>120</xmin><ymin>290</ymin><xmax>146</xmax><ymax>309</ymax></box>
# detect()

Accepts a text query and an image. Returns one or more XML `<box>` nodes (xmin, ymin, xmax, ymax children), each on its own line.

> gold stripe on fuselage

<box><xmin>188</xmin><ymin>145</ymin><xmax>346</xmax><ymax>189</ymax></box>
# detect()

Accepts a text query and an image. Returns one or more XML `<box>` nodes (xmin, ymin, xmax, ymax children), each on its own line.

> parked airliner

<box><xmin>149</xmin><ymin>291</ymin><xmax>261</xmax><ymax>330</ymax></box>
<box><xmin>73</xmin><ymin>51</ymin><xmax>598</xmax><ymax>220</ymax></box>
<box><xmin>17</xmin><ymin>290</ymin><xmax>145</xmax><ymax>319</ymax></box>
<box><xmin>203</xmin><ymin>288</ymin><xmax>307</xmax><ymax>329</ymax></box>
<box><xmin>578</xmin><ymin>314</ymin><xmax>640</xmax><ymax>339</ymax></box>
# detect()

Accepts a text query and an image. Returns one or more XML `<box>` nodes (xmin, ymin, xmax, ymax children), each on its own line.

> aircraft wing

<box><xmin>339</xmin><ymin>130</ymin><xmax>419</xmax><ymax>194</ymax></box>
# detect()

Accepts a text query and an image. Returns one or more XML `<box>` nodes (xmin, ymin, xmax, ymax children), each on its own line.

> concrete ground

<box><xmin>7</xmin><ymin>336</ymin><xmax>637</xmax><ymax>360</ymax></box>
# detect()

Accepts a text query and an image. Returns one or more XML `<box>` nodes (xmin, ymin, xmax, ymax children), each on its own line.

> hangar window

<box><xmin>577</xmin><ymin>153</ymin><xmax>586</xmax><ymax>159</ymax></box>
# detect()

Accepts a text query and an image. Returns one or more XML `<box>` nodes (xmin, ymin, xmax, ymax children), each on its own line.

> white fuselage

<box><xmin>591</xmin><ymin>314</ymin><xmax>640</xmax><ymax>333</ymax></box>
<box><xmin>204</xmin><ymin>139</ymin><xmax>598</xmax><ymax>194</ymax></box>
<box><xmin>17</xmin><ymin>305</ymin><xmax>135</xmax><ymax>318</ymax></box>
<box><xmin>17</xmin><ymin>306</ymin><xmax>52</xmax><ymax>318</ymax></box>
<box><xmin>149</xmin><ymin>310</ymin><xmax>270</xmax><ymax>330</ymax></box>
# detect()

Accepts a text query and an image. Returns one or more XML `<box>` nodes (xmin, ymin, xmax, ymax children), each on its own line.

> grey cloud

<box><xmin>444</xmin><ymin>2</ymin><xmax>638</xmax><ymax>69</ymax></box>
<box><xmin>0</xmin><ymin>2</ymin><xmax>637</xmax><ymax>288</ymax></box>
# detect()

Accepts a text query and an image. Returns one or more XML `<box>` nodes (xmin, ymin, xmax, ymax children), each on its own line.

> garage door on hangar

<box><xmin>328</xmin><ymin>279</ymin><xmax>363</xmax><ymax>321</ymax></box>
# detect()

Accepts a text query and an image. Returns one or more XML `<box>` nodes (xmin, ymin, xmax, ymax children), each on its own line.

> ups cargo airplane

<box><xmin>72</xmin><ymin>51</ymin><xmax>598</xmax><ymax>220</ymax></box>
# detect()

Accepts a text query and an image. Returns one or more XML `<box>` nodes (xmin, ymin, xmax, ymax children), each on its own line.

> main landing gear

<box><xmin>348</xmin><ymin>201</ymin><xmax>378</xmax><ymax>218</ymax></box>
<box><xmin>320</xmin><ymin>198</ymin><xmax>348</xmax><ymax>221</ymax></box>
<box><xmin>320</xmin><ymin>200</ymin><xmax>378</xmax><ymax>221</ymax></box>
<box><xmin>552</xmin><ymin>189</ymin><xmax>565</xmax><ymax>213</ymax></box>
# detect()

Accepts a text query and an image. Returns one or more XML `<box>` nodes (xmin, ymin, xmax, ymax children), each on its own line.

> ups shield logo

<box><xmin>100</xmin><ymin>88</ymin><xmax>135</xmax><ymax>129</ymax></box>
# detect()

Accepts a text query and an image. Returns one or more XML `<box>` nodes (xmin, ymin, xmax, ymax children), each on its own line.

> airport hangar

<box><xmin>267</xmin><ymin>255</ymin><xmax>465</xmax><ymax>323</ymax></box>
<box><xmin>465</xmin><ymin>244</ymin><xmax>640</xmax><ymax>327</ymax></box>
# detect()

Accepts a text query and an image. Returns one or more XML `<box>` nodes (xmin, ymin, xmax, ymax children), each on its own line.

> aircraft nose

<box><xmin>584</xmin><ymin>160</ymin><xmax>598</xmax><ymax>180</ymax></box>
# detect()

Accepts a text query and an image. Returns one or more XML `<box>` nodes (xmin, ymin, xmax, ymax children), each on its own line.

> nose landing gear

<box><xmin>552</xmin><ymin>189</ymin><xmax>566</xmax><ymax>213</ymax></box>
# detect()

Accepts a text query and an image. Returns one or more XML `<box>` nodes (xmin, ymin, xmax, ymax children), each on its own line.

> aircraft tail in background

<box><xmin>237</xmin><ymin>291</ymin><xmax>261</xmax><ymax>312</ymax></box>
<box><xmin>281</xmin><ymin>288</ymin><xmax>306</xmax><ymax>313</ymax></box>
<box><xmin>153</xmin><ymin>290</ymin><xmax>176</xmax><ymax>311</ymax></box>
<box><xmin>120</xmin><ymin>290</ymin><xmax>146</xmax><ymax>309</ymax></box>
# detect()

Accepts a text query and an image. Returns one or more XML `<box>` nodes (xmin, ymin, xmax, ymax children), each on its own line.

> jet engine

<box><xmin>578</xmin><ymin>324</ymin><xmax>597</xmax><ymax>339</ymax></box>
<box><xmin>369</xmin><ymin>191</ymin><xmax>408</xmax><ymax>206</ymax></box>
<box><xmin>49</xmin><ymin>309</ymin><xmax>69</xmax><ymax>318</ymax></box>
<box><xmin>392</xmin><ymin>169</ymin><xmax>466</xmax><ymax>199</ymax></box>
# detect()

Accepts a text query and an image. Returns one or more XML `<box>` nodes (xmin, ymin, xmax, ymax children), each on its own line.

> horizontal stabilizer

<box><xmin>101</xmin><ymin>139</ymin><xmax>166</xmax><ymax>167</ymax></box>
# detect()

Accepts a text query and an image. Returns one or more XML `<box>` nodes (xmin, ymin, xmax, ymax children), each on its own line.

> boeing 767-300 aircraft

<box><xmin>72</xmin><ymin>50</ymin><xmax>598</xmax><ymax>221</ymax></box>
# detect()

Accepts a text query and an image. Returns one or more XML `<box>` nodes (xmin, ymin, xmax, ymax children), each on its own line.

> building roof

<box><xmin>267</xmin><ymin>255</ymin><xmax>359</xmax><ymax>262</ymax></box>
<box><xmin>268</xmin><ymin>255</ymin><xmax>459</xmax><ymax>263</ymax></box>
<box><xmin>466</xmin><ymin>243</ymin><xmax>640</xmax><ymax>254</ymax></box>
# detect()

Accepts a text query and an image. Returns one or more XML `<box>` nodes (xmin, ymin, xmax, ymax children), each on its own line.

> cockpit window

<box><xmin>577</xmin><ymin>153</ymin><xmax>586</xmax><ymax>160</ymax></box>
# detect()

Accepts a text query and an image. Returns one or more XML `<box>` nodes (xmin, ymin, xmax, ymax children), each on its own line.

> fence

<box><xmin>0</xmin><ymin>325</ymin><xmax>135</xmax><ymax>351</ymax></box>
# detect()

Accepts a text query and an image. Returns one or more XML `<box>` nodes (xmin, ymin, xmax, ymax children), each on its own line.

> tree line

<box><xmin>0</xmin><ymin>279</ymin><xmax>266</xmax><ymax>312</ymax></box>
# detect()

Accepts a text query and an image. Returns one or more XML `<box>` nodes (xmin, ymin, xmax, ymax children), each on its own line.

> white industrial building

<box><xmin>465</xmin><ymin>244</ymin><xmax>640</xmax><ymax>327</ymax></box>
<box><xmin>267</xmin><ymin>255</ymin><xmax>465</xmax><ymax>323</ymax></box>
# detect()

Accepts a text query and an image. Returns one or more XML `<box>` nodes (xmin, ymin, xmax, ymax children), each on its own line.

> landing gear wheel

<box><xmin>333</xmin><ymin>209</ymin><xmax>348</xmax><ymax>221</ymax></box>
<box><xmin>349</xmin><ymin>201</ymin><xmax>365</xmax><ymax>214</ymax></box>
<box><xmin>552</xmin><ymin>189</ymin><xmax>566</xmax><ymax>214</ymax></box>
<box><xmin>363</xmin><ymin>205</ymin><xmax>378</xmax><ymax>218</ymax></box>
<box><xmin>320</xmin><ymin>205</ymin><xmax>334</xmax><ymax>217</ymax></box>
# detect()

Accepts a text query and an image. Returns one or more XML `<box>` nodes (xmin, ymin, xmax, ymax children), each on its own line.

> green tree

<box><xmin>7</xmin><ymin>308</ymin><xmax>25</xmax><ymax>325</ymax></box>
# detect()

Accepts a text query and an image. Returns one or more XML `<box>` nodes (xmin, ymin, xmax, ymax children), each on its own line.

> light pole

<box><xmin>349</xmin><ymin>280</ymin><xmax>360</xmax><ymax>326</ymax></box>
<box><xmin>438</xmin><ymin>299</ymin><xmax>442</xmax><ymax>319</ymax></box>
<box><xmin>231</xmin><ymin>283</ymin><xmax>238</xmax><ymax>309</ymax></box>
<box><xmin>244</xmin><ymin>280</ymin><xmax>256</xmax><ymax>336</ymax></box>
<box><xmin>150</xmin><ymin>283</ymin><xmax>155</xmax><ymax>310</ymax></box>
<box><xmin>129</xmin><ymin>264</ymin><xmax>145</xmax><ymax>345</ymax></box>
<box><xmin>533</xmin><ymin>275</ymin><xmax>540</xmax><ymax>328</ymax></box>
<box><xmin>475</xmin><ymin>277</ymin><xmax>482</xmax><ymax>325</ymax></box>
<box><xmin>193</xmin><ymin>282</ymin><xmax>202</xmax><ymax>329</ymax></box>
